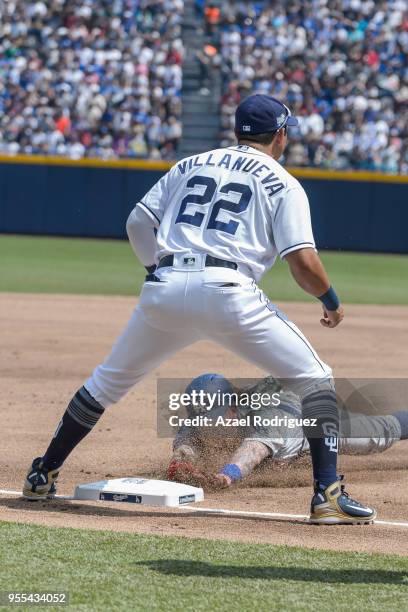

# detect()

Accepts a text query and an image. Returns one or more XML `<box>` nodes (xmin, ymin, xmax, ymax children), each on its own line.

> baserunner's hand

<box><xmin>320</xmin><ymin>305</ymin><xmax>344</xmax><ymax>328</ymax></box>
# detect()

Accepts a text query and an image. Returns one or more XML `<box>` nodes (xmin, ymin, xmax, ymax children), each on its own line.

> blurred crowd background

<box><xmin>216</xmin><ymin>0</ymin><xmax>408</xmax><ymax>173</ymax></box>
<box><xmin>0</xmin><ymin>0</ymin><xmax>183</xmax><ymax>160</ymax></box>
<box><xmin>0</xmin><ymin>0</ymin><xmax>407</xmax><ymax>172</ymax></box>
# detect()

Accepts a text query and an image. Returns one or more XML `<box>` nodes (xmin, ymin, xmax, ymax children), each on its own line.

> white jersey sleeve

<box><xmin>272</xmin><ymin>186</ymin><xmax>316</xmax><ymax>259</ymax></box>
<box><xmin>136</xmin><ymin>171</ymin><xmax>170</xmax><ymax>228</ymax></box>
<box><xmin>126</xmin><ymin>206</ymin><xmax>157</xmax><ymax>267</ymax></box>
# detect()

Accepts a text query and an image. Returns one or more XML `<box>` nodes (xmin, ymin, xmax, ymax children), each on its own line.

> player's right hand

<box><xmin>188</xmin><ymin>472</ymin><xmax>232</xmax><ymax>491</ymax></box>
<box><xmin>167</xmin><ymin>460</ymin><xmax>211</xmax><ymax>487</ymax></box>
<box><xmin>320</xmin><ymin>305</ymin><xmax>344</xmax><ymax>328</ymax></box>
<box><xmin>210</xmin><ymin>473</ymin><xmax>232</xmax><ymax>489</ymax></box>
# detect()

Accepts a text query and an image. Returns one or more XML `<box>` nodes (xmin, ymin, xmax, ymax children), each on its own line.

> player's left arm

<box><xmin>167</xmin><ymin>436</ymin><xmax>269</xmax><ymax>489</ymax></box>
<box><xmin>213</xmin><ymin>440</ymin><xmax>270</xmax><ymax>488</ymax></box>
<box><xmin>272</xmin><ymin>185</ymin><xmax>343</xmax><ymax>328</ymax></box>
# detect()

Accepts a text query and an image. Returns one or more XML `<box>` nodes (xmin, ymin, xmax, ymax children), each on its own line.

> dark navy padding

<box><xmin>0</xmin><ymin>162</ymin><xmax>406</xmax><ymax>253</ymax></box>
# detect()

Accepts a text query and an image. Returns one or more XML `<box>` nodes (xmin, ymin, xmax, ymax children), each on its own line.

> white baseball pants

<box><xmin>85</xmin><ymin>259</ymin><xmax>332</xmax><ymax>408</ymax></box>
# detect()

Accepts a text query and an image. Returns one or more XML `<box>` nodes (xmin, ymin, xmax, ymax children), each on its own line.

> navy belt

<box><xmin>157</xmin><ymin>254</ymin><xmax>238</xmax><ymax>270</ymax></box>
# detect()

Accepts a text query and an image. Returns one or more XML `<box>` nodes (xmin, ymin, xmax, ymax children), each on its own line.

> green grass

<box><xmin>0</xmin><ymin>235</ymin><xmax>143</xmax><ymax>297</ymax></box>
<box><xmin>0</xmin><ymin>522</ymin><xmax>407</xmax><ymax>611</ymax></box>
<box><xmin>1</xmin><ymin>234</ymin><xmax>407</xmax><ymax>304</ymax></box>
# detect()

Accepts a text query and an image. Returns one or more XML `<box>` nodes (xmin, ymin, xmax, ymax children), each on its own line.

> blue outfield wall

<box><xmin>0</xmin><ymin>156</ymin><xmax>407</xmax><ymax>253</ymax></box>
<box><xmin>302</xmin><ymin>177</ymin><xmax>407</xmax><ymax>253</ymax></box>
<box><xmin>0</xmin><ymin>160</ymin><xmax>164</xmax><ymax>239</ymax></box>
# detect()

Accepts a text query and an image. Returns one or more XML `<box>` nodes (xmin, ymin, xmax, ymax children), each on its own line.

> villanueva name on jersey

<box><xmin>176</xmin><ymin>152</ymin><xmax>285</xmax><ymax>197</ymax></box>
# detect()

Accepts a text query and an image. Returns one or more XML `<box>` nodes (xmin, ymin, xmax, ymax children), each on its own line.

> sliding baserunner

<box><xmin>167</xmin><ymin>374</ymin><xmax>407</xmax><ymax>491</ymax></box>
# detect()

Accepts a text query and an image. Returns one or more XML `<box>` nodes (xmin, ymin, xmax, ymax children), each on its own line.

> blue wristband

<box><xmin>220</xmin><ymin>464</ymin><xmax>242</xmax><ymax>482</ymax></box>
<box><xmin>318</xmin><ymin>286</ymin><xmax>340</xmax><ymax>311</ymax></box>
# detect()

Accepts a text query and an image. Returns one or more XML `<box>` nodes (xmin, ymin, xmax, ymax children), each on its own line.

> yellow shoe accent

<box><xmin>22</xmin><ymin>458</ymin><xmax>59</xmax><ymax>500</ymax></box>
<box><xmin>309</xmin><ymin>479</ymin><xmax>377</xmax><ymax>525</ymax></box>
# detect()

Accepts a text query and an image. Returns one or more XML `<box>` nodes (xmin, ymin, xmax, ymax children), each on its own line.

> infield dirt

<box><xmin>1</xmin><ymin>293</ymin><xmax>407</xmax><ymax>555</ymax></box>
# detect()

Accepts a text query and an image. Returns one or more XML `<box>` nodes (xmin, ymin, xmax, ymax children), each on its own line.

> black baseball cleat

<box><xmin>309</xmin><ymin>476</ymin><xmax>377</xmax><ymax>525</ymax></box>
<box><xmin>22</xmin><ymin>457</ymin><xmax>60</xmax><ymax>500</ymax></box>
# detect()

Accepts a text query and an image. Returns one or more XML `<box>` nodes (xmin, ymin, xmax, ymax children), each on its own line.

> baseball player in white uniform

<box><xmin>23</xmin><ymin>94</ymin><xmax>376</xmax><ymax>524</ymax></box>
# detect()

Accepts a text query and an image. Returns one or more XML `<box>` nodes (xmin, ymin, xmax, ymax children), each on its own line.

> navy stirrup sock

<box><xmin>302</xmin><ymin>390</ymin><xmax>339</xmax><ymax>489</ymax></box>
<box><xmin>42</xmin><ymin>386</ymin><xmax>105</xmax><ymax>470</ymax></box>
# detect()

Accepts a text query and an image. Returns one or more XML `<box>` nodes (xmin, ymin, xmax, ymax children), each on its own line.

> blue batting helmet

<box><xmin>184</xmin><ymin>373</ymin><xmax>234</xmax><ymax>418</ymax></box>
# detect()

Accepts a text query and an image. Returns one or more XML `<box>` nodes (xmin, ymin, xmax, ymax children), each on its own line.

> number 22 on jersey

<box><xmin>175</xmin><ymin>175</ymin><xmax>253</xmax><ymax>236</ymax></box>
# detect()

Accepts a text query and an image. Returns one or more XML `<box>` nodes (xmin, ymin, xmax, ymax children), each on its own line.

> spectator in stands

<box><xmin>204</xmin><ymin>3</ymin><xmax>221</xmax><ymax>38</ymax></box>
<box><xmin>0</xmin><ymin>0</ymin><xmax>184</xmax><ymax>160</ymax></box>
<box><xmin>196</xmin><ymin>43</ymin><xmax>220</xmax><ymax>95</ymax></box>
<box><xmin>216</xmin><ymin>0</ymin><xmax>408</xmax><ymax>174</ymax></box>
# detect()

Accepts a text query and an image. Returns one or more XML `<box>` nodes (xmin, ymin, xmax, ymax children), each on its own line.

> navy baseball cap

<box><xmin>235</xmin><ymin>94</ymin><xmax>298</xmax><ymax>135</ymax></box>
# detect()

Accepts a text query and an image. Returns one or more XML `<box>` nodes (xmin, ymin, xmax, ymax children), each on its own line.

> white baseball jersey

<box><xmin>86</xmin><ymin>145</ymin><xmax>332</xmax><ymax>412</ymax></box>
<box><xmin>137</xmin><ymin>145</ymin><xmax>315</xmax><ymax>281</ymax></box>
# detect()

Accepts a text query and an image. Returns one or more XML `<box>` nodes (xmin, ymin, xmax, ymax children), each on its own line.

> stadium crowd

<box><xmin>0</xmin><ymin>0</ymin><xmax>406</xmax><ymax>172</ymax></box>
<box><xmin>218</xmin><ymin>0</ymin><xmax>408</xmax><ymax>173</ymax></box>
<box><xmin>0</xmin><ymin>0</ymin><xmax>183</xmax><ymax>159</ymax></box>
